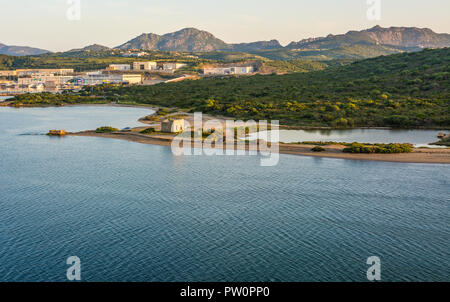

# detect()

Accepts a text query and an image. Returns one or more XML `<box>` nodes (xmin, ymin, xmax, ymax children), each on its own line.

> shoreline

<box><xmin>3</xmin><ymin>103</ymin><xmax>450</xmax><ymax>163</ymax></box>
<box><xmin>69</xmin><ymin>130</ymin><xmax>450</xmax><ymax>164</ymax></box>
<box><xmin>2</xmin><ymin>101</ymin><xmax>449</xmax><ymax>131</ymax></box>
<box><xmin>0</xmin><ymin>101</ymin><xmax>159</xmax><ymax>110</ymax></box>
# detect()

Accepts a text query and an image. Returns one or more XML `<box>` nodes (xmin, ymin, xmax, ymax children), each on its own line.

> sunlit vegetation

<box><xmin>9</xmin><ymin>48</ymin><xmax>450</xmax><ymax>128</ymax></box>
<box><xmin>140</xmin><ymin>127</ymin><xmax>156</xmax><ymax>134</ymax></box>
<box><xmin>95</xmin><ymin>126</ymin><xmax>119</xmax><ymax>133</ymax></box>
<box><xmin>343</xmin><ymin>143</ymin><xmax>414</xmax><ymax>153</ymax></box>
<box><xmin>311</xmin><ymin>146</ymin><xmax>326</xmax><ymax>152</ymax></box>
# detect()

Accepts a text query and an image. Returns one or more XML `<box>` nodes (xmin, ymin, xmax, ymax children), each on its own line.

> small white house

<box><xmin>161</xmin><ymin>119</ymin><xmax>185</xmax><ymax>133</ymax></box>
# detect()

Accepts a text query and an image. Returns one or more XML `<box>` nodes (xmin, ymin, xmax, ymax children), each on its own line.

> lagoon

<box><xmin>250</xmin><ymin>128</ymin><xmax>447</xmax><ymax>147</ymax></box>
<box><xmin>0</xmin><ymin>106</ymin><xmax>449</xmax><ymax>282</ymax></box>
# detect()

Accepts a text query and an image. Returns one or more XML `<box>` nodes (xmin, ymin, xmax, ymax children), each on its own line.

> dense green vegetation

<box><xmin>343</xmin><ymin>143</ymin><xmax>414</xmax><ymax>153</ymax></box>
<box><xmin>11</xmin><ymin>92</ymin><xmax>108</xmax><ymax>106</ymax></box>
<box><xmin>10</xmin><ymin>48</ymin><xmax>450</xmax><ymax>128</ymax></box>
<box><xmin>249</xmin><ymin>44</ymin><xmax>407</xmax><ymax>61</ymax></box>
<box><xmin>140</xmin><ymin>127</ymin><xmax>156</xmax><ymax>134</ymax></box>
<box><xmin>259</xmin><ymin>59</ymin><xmax>329</xmax><ymax>73</ymax></box>
<box><xmin>95</xmin><ymin>126</ymin><xmax>119</xmax><ymax>133</ymax></box>
<box><xmin>311</xmin><ymin>146</ymin><xmax>326</xmax><ymax>152</ymax></box>
<box><xmin>0</xmin><ymin>52</ymin><xmax>202</xmax><ymax>72</ymax></box>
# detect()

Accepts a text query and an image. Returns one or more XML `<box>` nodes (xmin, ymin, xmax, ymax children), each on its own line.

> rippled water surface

<box><xmin>0</xmin><ymin>106</ymin><xmax>449</xmax><ymax>282</ymax></box>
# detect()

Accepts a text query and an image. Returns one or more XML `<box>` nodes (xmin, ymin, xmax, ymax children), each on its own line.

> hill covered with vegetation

<box><xmin>12</xmin><ymin>48</ymin><xmax>450</xmax><ymax>128</ymax></box>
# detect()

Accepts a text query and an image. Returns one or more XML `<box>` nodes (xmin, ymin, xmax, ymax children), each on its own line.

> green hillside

<box><xmin>12</xmin><ymin>48</ymin><xmax>450</xmax><ymax>128</ymax></box>
<box><xmin>250</xmin><ymin>43</ymin><xmax>408</xmax><ymax>61</ymax></box>
<box><xmin>0</xmin><ymin>51</ymin><xmax>329</xmax><ymax>74</ymax></box>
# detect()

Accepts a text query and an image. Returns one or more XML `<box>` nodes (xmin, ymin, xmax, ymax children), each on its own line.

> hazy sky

<box><xmin>1</xmin><ymin>0</ymin><xmax>449</xmax><ymax>52</ymax></box>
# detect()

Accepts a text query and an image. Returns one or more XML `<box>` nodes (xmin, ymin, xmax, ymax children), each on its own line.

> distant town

<box><xmin>0</xmin><ymin>53</ymin><xmax>256</xmax><ymax>95</ymax></box>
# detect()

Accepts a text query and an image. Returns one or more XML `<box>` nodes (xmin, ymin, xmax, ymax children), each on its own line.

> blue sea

<box><xmin>0</xmin><ymin>106</ymin><xmax>449</xmax><ymax>282</ymax></box>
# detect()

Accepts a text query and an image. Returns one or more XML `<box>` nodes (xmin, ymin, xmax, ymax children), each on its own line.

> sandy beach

<box><xmin>69</xmin><ymin>130</ymin><xmax>450</xmax><ymax>164</ymax></box>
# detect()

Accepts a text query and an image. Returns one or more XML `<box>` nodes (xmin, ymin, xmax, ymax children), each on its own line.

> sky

<box><xmin>1</xmin><ymin>0</ymin><xmax>449</xmax><ymax>52</ymax></box>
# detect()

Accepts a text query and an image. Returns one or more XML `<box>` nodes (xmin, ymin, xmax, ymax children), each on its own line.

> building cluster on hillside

<box><xmin>0</xmin><ymin>61</ymin><xmax>255</xmax><ymax>95</ymax></box>
<box><xmin>0</xmin><ymin>69</ymin><xmax>74</xmax><ymax>77</ymax></box>
<box><xmin>0</xmin><ymin>61</ymin><xmax>188</xmax><ymax>94</ymax></box>
<box><xmin>0</xmin><ymin>69</ymin><xmax>76</xmax><ymax>94</ymax></box>
<box><xmin>131</xmin><ymin>61</ymin><xmax>187</xmax><ymax>73</ymax></box>
<box><xmin>73</xmin><ymin>71</ymin><xmax>143</xmax><ymax>86</ymax></box>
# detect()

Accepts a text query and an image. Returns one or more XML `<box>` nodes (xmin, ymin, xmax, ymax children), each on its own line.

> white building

<box><xmin>203</xmin><ymin>66</ymin><xmax>254</xmax><ymax>76</ymax></box>
<box><xmin>163</xmin><ymin>63</ymin><xmax>187</xmax><ymax>71</ymax></box>
<box><xmin>133</xmin><ymin>61</ymin><xmax>157</xmax><ymax>71</ymax></box>
<box><xmin>75</xmin><ymin>73</ymin><xmax>142</xmax><ymax>86</ymax></box>
<box><xmin>113</xmin><ymin>74</ymin><xmax>142</xmax><ymax>84</ymax></box>
<box><xmin>123</xmin><ymin>52</ymin><xmax>149</xmax><ymax>57</ymax></box>
<box><xmin>16</xmin><ymin>69</ymin><xmax>74</xmax><ymax>76</ymax></box>
<box><xmin>18</xmin><ymin>75</ymin><xmax>73</xmax><ymax>86</ymax></box>
<box><xmin>107</xmin><ymin>64</ymin><xmax>131</xmax><ymax>71</ymax></box>
<box><xmin>161</xmin><ymin>119</ymin><xmax>185</xmax><ymax>133</ymax></box>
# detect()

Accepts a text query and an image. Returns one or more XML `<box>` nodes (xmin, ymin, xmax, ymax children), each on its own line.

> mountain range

<box><xmin>2</xmin><ymin>26</ymin><xmax>450</xmax><ymax>58</ymax></box>
<box><xmin>115</xmin><ymin>26</ymin><xmax>450</xmax><ymax>61</ymax></box>
<box><xmin>286</xmin><ymin>25</ymin><xmax>450</xmax><ymax>50</ymax></box>
<box><xmin>115</xmin><ymin>27</ymin><xmax>284</xmax><ymax>52</ymax></box>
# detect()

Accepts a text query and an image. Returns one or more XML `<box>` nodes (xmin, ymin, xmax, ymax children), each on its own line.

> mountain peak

<box><xmin>176</xmin><ymin>27</ymin><xmax>203</xmax><ymax>32</ymax></box>
<box><xmin>120</xmin><ymin>27</ymin><xmax>227</xmax><ymax>52</ymax></box>
<box><xmin>116</xmin><ymin>28</ymin><xmax>282</xmax><ymax>52</ymax></box>
<box><xmin>68</xmin><ymin>44</ymin><xmax>110</xmax><ymax>52</ymax></box>
<box><xmin>0</xmin><ymin>43</ymin><xmax>50</xmax><ymax>56</ymax></box>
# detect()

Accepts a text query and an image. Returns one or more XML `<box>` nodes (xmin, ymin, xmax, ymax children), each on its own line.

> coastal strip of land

<box><xmin>69</xmin><ymin>130</ymin><xmax>450</xmax><ymax>164</ymax></box>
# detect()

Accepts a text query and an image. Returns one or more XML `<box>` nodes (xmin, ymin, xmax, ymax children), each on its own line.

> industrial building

<box><xmin>107</xmin><ymin>64</ymin><xmax>131</xmax><ymax>71</ymax></box>
<box><xmin>163</xmin><ymin>63</ymin><xmax>187</xmax><ymax>71</ymax></box>
<box><xmin>74</xmin><ymin>72</ymin><xmax>142</xmax><ymax>86</ymax></box>
<box><xmin>203</xmin><ymin>66</ymin><xmax>254</xmax><ymax>76</ymax></box>
<box><xmin>133</xmin><ymin>61</ymin><xmax>157</xmax><ymax>71</ymax></box>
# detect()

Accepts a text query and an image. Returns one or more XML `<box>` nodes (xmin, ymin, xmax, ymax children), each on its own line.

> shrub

<box><xmin>156</xmin><ymin>108</ymin><xmax>170</xmax><ymax>116</ymax></box>
<box><xmin>311</xmin><ymin>146</ymin><xmax>326</xmax><ymax>152</ymax></box>
<box><xmin>143</xmin><ymin>115</ymin><xmax>160</xmax><ymax>122</ymax></box>
<box><xmin>383</xmin><ymin>115</ymin><xmax>410</xmax><ymax>127</ymax></box>
<box><xmin>95</xmin><ymin>126</ymin><xmax>119</xmax><ymax>133</ymax></box>
<box><xmin>343</xmin><ymin>143</ymin><xmax>413</xmax><ymax>154</ymax></box>
<box><xmin>140</xmin><ymin>127</ymin><xmax>156</xmax><ymax>134</ymax></box>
